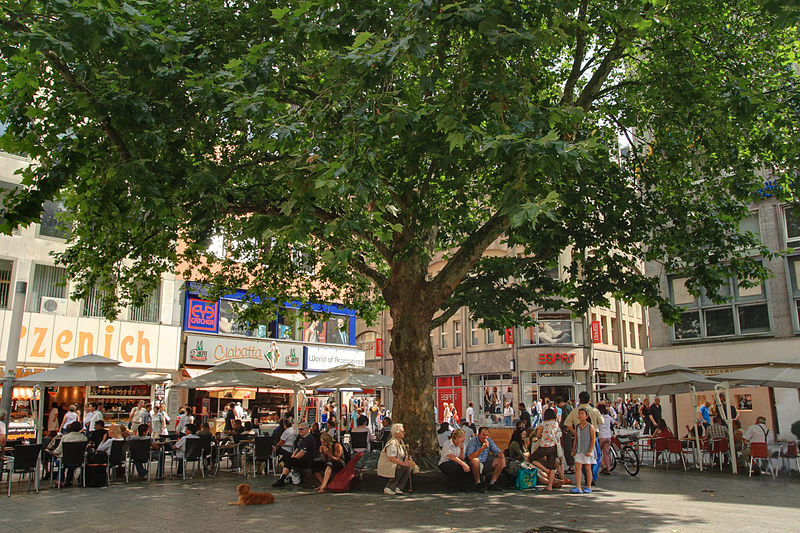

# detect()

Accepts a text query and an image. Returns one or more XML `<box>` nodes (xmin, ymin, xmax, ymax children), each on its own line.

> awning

<box><xmin>265</xmin><ymin>371</ymin><xmax>305</xmax><ymax>382</ymax></box>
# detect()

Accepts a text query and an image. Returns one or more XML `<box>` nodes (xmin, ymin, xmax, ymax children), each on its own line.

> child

<box><xmin>571</xmin><ymin>407</ymin><xmax>596</xmax><ymax>494</ymax></box>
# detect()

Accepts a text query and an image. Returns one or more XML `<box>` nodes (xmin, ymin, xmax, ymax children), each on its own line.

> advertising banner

<box><xmin>184</xmin><ymin>334</ymin><xmax>302</xmax><ymax>370</ymax></box>
<box><xmin>304</xmin><ymin>345</ymin><xmax>366</xmax><ymax>371</ymax></box>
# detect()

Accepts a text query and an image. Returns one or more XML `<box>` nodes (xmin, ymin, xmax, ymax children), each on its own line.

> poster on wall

<box><xmin>435</xmin><ymin>377</ymin><xmax>464</xmax><ymax>424</ymax></box>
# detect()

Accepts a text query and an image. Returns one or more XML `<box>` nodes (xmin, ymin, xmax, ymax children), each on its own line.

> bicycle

<box><xmin>609</xmin><ymin>434</ymin><xmax>640</xmax><ymax>476</ymax></box>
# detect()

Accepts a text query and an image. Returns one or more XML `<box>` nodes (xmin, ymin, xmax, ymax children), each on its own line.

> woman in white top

<box><xmin>503</xmin><ymin>402</ymin><xmax>514</xmax><ymax>427</ymax></box>
<box><xmin>47</xmin><ymin>402</ymin><xmax>60</xmax><ymax>436</ymax></box>
<box><xmin>96</xmin><ymin>424</ymin><xmax>124</xmax><ymax>454</ymax></box>
<box><xmin>597</xmin><ymin>404</ymin><xmax>615</xmax><ymax>474</ymax></box>
<box><xmin>60</xmin><ymin>405</ymin><xmax>78</xmax><ymax>433</ymax></box>
<box><xmin>438</xmin><ymin>429</ymin><xmax>470</xmax><ymax>492</ymax></box>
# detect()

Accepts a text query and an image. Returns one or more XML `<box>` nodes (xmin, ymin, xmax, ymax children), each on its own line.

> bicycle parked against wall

<box><xmin>609</xmin><ymin>433</ymin><xmax>640</xmax><ymax>476</ymax></box>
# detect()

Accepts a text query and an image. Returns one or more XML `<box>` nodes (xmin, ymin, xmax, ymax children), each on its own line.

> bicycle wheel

<box><xmin>622</xmin><ymin>445</ymin><xmax>639</xmax><ymax>476</ymax></box>
<box><xmin>609</xmin><ymin>446</ymin><xmax>618</xmax><ymax>472</ymax></box>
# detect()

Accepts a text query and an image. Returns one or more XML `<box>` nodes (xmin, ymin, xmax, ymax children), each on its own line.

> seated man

<box><xmin>272</xmin><ymin>422</ymin><xmax>316</xmax><ymax>487</ymax></box>
<box><xmin>172</xmin><ymin>423</ymin><xmax>199</xmax><ymax>476</ymax></box>
<box><xmin>126</xmin><ymin>423</ymin><xmax>159</xmax><ymax>479</ymax></box>
<box><xmin>465</xmin><ymin>427</ymin><xmax>505</xmax><ymax>492</ymax></box>
<box><xmin>707</xmin><ymin>416</ymin><xmax>728</xmax><ymax>440</ymax></box>
<box><xmin>273</xmin><ymin>419</ymin><xmax>297</xmax><ymax>469</ymax></box>
<box><xmin>742</xmin><ymin>416</ymin><xmax>774</xmax><ymax>445</ymax></box>
<box><xmin>88</xmin><ymin>419</ymin><xmax>107</xmax><ymax>448</ymax></box>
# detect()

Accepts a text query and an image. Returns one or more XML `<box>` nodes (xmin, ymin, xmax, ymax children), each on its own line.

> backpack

<box><xmin>340</xmin><ymin>441</ymin><xmax>353</xmax><ymax>464</ymax></box>
<box><xmin>514</xmin><ymin>465</ymin><xmax>537</xmax><ymax>490</ymax></box>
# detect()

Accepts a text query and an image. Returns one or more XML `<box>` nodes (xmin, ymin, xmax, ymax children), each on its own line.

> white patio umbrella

<box><xmin>171</xmin><ymin>360</ymin><xmax>302</xmax><ymax>424</ymax></box>
<box><xmin>710</xmin><ymin>355</ymin><xmax>800</xmax><ymax>388</ymax></box>
<box><xmin>300</xmin><ymin>365</ymin><xmax>393</xmax><ymax>440</ymax></box>
<box><xmin>16</xmin><ymin>354</ymin><xmax>167</xmax><ymax>444</ymax></box>
<box><xmin>598</xmin><ymin>365</ymin><xmax>720</xmax><ymax>471</ymax></box>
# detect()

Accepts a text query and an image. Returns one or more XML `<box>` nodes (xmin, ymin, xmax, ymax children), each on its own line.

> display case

<box><xmin>254</xmin><ymin>392</ymin><xmax>290</xmax><ymax>423</ymax></box>
<box><xmin>87</xmin><ymin>384</ymin><xmax>152</xmax><ymax>422</ymax></box>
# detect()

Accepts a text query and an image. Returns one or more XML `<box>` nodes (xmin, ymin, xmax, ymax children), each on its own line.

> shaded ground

<box><xmin>1</xmin><ymin>466</ymin><xmax>798</xmax><ymax>532</ymax></box>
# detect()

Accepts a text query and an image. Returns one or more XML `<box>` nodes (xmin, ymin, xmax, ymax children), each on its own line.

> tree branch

<box><xmin>560</xmin><ymin>0</ymin><xmax>589</xmax><ymax>106</ymax></box>
<box><xmin>575</xmin><ymin>35</ymin><xmax>628</xmax><ymax>111</ymax></box>
<box><xmin>430</xmin><ymin>303</ymin><xmax>461</xmax><ymax>330</ymax></box>
<box><xmin>428</xmin><ymin>211</ymin><xmax>510</xmax><ymax>312</ymax></box>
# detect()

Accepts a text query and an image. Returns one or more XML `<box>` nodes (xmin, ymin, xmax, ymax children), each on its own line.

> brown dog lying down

<box><xmin>229</xmin><ymin>483</ymin><xmax>275</xmax><ymax>505</ymax></box>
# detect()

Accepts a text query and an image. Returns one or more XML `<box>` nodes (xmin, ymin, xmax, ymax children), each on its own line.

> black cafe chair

<box><xmin>4</xmin><ymin>444</ymin><xmax>42</xmax><ymax>497</ymax></box>
<box><xmin>173</xmin><ymin>436</ymin><xmax>211</xmax><ymax>480</ymax></box>
<box><xmin>107</xmin><ymin>440</ymin><xmax>128</xmax><ymax>483</ymax></box>
<box><xmin>245</xmin><ymin>435</ymin><xmax>273</xmax><ymax>477</ymax></box>
<box><xmin>56</xmin><ymin>441</ymin><xmax>88</xmax><ymax>489</ymax></box>
<box><xmin>127</xmin><ymin>439</ymin><xmax>157</xmax><ymax>483</ymax></box>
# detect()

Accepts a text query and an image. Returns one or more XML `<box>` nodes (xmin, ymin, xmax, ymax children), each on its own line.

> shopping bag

<box><xmin>514</xmin><ymin>465</ymin><xmax>537</xmax><ymax>490</ymax></box>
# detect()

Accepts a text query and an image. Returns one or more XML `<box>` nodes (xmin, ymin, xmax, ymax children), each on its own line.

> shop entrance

<box><xmin>538</xmin><ymin>385</ymin><xmax>574</xmax><ymax>403</ymax></box>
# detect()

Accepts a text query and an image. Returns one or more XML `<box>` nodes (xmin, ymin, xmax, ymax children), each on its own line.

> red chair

<box><xmin>749</xmin><ymin>442</ymin><xmax>776</xmax><ymax>478</ymax></box>
<box><xmin>665</xmin><ymin>439</ymin><xmax>687</xmax><ymax>471</ymax></box>
<box><xmin>703</xmin><ymin>438</ymin><xmax>729</xmax><ymax>470</ymax></box>
<box><xmin>651</xmin><ymin>438</ymin><xmax>669</xmax><ymax>467</ymax></box>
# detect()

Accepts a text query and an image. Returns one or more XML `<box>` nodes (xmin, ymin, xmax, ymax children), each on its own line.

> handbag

<box><xmin>514</xmin><ymin>465</ymin><xmax>537</xmax><ymax>490</ymax></box>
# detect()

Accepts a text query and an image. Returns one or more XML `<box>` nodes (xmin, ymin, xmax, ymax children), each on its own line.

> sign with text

<box><xmin>504</xmin><ymin>328</ymin><xmax>515</xmax><ymax>344</ymax></box>
<box><xmin>0</xmin><ymin>310</ymin><xmax>180</xmax><ymax>371</ymax></box>
<box><xmin>375</xmin><ymin>338</ymin><xmax>383</xmax><ymax>358</ymax></box>
<box><xmin>591</xmin><ymin>321</ymin><xmax>602</xmax><ymax>344</ymax></box>
<box><xmin>186</xmin><ymin>298</ymin><xmax>219</xmax><ymax>333</ymax></box>
<box><xmin>304</xmin><ymin>345</ymin><xmax>366</xmax><ymax>371</ymax></box>
<box><xmin>185</xmin><ymin>334</ymin><xmax>301</xmax><ymax>370</ymax></box>
<box><xmin>538</xmin><ymin>352</ymin><xmax>576</xmax><ymax>365</ymax></box>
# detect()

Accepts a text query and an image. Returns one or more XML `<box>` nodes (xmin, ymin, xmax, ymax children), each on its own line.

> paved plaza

<box><xmin>1</xmin><ymin>467</ymin><xmax>798</xmax><ymax>533</ymax></box>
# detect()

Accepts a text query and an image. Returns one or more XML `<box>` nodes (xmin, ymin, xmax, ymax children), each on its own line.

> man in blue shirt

<box><xmin>698</xmin><ymin>400</ymin><xmax>711</xmax><ymax>435</ymax></box>
<box><xmin>465</xmin><ymin>427</ymin><xmax>505</xmax><ymax>492</ymax></box>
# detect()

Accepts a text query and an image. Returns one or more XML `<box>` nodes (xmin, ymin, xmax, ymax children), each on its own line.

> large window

<box><xmin>81</xmin><ymin>285</ymin><xmax>107</xmax><ymax>318</ymax></box>
<box><xmin>785</xmin><ymin>206</ymin><xmax>800</xmax><ymax>247</ymax></box>
<box><xmin>521</xmin><ymin>312</ymin><xmax>576</xmax><ymax>345</ymax></box>
<box><xmin>277</xmin><ymin>308</ymin><xmax>302</xmax><ymax>341</ymax></box>
<box><xmin>453</xmin><ymin>320</ymin><xmax>462</xmax><ymax>348</ymax></box>
<box><xmin>439</xmin><ymin>324</ymin><xmax>448</xmax><ymax>349</ymax></box>
<box><xmin>470</xmin><ymin>320</ymin><xmax>480</xmax><ymax>346</ymax></box>
<box><xmin>39</xmin><ymin>199</ymin><xmax>70</xmax><ymax>239</ymax></box>
<box><xmin>128</xmin><ymin>285</ymin><xmax>160</xmax><ymax>323</ymax></box>
<box><xmin>485</xmin><ymin>328</ymin><xmax>495</xmax><ymax>345</ymax></box>
<box><xmin>28</xmin><ymin>264</ymin><xmax>67</xmax><ymax>312</ymax></box>
<box><xmin>0</xmin><ymin>259</ymin><xmax>12</xmax><ymax>308</ymax></box>
<box><xmin>668</xmin><ymin>272</ymin><xmax>770</xmax><ymax>340</ymax></box>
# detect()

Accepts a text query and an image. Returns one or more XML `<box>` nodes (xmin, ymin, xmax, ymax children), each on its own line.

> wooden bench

<box><xmin>487</xmin><ymin>428</ymin><xmax>513</xmax><ymax>452</ymax></box>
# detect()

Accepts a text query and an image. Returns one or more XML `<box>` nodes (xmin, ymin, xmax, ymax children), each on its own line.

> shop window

<box><xmin>303</xmin><ymin>317</ymin><xmax>326</xmax><ymax>343</ymax></box>
<box><xmin>38</xmin><ymin>199</ymin><xmax>70</xmax><ymax>239</ymax></box>
<box><xmin>327</xmin><ymin>315</ymin><xmax>350</xmax><ymax>345</ymax></box>
<box><xmin>277</xmin><ymin>308</ymin><xmax>302</xmax><ymax>340</ymax></box>
<box><xmin>0</xmin><ymin>259</ymin><xmax>12</xmax><ymax>308</ymax></box>
<box><xmin>219</xmin><ymin>299</ymin><xmax>254</xmax><ymax>336</ymax></box>
<box><xmin>439</xmin><ymin>324</ymin><xmax>448</xmax><ymax>349</ymax></box>
<box><xmin>28</xmin><ymin>264</ymin><xmax>67</xmax><ymax>312</ymax></box>
<box><xmin>453</xmin><ymin>320</ymin><xmax>462</xmax><ymax>348</ymax></box>
<box><xmin>522</xmin><ymin>312</ymin><xmax>574</xmax><ymax>345</ymax></box>
<box><xmin>128</xmin><ymin>284</ymin><xmax>160</xmax><ymax>323</ymax></box>
<box><xmin>81</xmin><ymin>285</ymin><xmax>107</xmax><ymax>318</ymax></box>
<box><xmin>470</xmin><ymin>320</ymin><xmax>480</xmax><ymax>346</ymax></box>
<box><xmin>669</xmin><ymin>270</ymin><xmax>770</xmax><ymax>340</ymax></box>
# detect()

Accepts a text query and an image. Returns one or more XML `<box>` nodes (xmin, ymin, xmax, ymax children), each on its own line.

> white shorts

<box><xmin>574</xmin><ymin>450</ymin><xmax>597</xmax><ymax>465</ymax></box>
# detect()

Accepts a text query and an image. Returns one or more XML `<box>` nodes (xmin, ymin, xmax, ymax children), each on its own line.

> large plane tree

<box><xmin>1</xmin><ymin>0</ymin><xmax>797</xmax><ymax>455</ymax></box>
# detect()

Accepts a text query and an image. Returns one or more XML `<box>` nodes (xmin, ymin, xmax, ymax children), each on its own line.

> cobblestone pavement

<box><xmin>1</xmin><ymin>467</ymin><xmax>798</xmax><ymax>533</ymax></box>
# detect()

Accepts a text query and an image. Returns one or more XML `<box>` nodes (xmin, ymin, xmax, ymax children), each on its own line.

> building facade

<box><xmin>645</xmin><ymin>191</ymin><xmax>800</xmax><ymax>440</ymax></box>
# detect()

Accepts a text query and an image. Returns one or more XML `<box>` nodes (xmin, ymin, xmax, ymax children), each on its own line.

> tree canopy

<box><xmin>1</xmin><ymin>0</ymin><xmax>798</xmax><ymax>453</ymax></box>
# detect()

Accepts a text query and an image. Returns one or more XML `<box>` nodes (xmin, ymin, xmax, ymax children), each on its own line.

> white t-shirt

<box><xmin>466</xmin><ymin>406</ymin><xmax>474</xmax><ymax>424</ymax></box>
<box><xmin>504</xmin><ymin>406</ymin><xmax>514</xmax><ymax>417</ymax></box>
<box><xmin>234</xmin><ymin>405</ymin><xmax>245</xmax><ymax>419</ymax></box>
<box><xmin>61</xmin><ymin>411</ymin><xmax>78</xmax><ymax>430</ymax></box>
<box><xmin>742</xmin><ymin>423</ymin><xmax>774</xmax><ymax>444</ymax></box>
<box><xmin>598</xmin><ymin>413</ymin><xmax>614</xmax><ymax>439</ymax></box>
<box><xmin>279</xmin><ymin>427</ymin><xmax>298</xmax><ymax>452</ymax></box>
<box><xmin>439</xmin><ymin>438</ymin><xmax>465</xmax><ymax>465</ymax></box>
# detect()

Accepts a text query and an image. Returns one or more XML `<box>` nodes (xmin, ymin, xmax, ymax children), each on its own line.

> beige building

<box><xmin>645</xmin><ymin>191</ymin><xmax>800</xmax><ymax>440</ymax></box>
<box><xmin>358</xmin><ymin>239</ymin><xmax>648</xmax><ymax>427</ymax></box>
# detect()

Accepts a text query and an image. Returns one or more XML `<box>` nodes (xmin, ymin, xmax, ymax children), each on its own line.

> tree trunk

<box><xmin>387</xmin><ymin>304</ymin><xmax>438</xmax><ymax>458</ymax></box>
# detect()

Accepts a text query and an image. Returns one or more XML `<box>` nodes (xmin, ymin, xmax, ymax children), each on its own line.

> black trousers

<box><xmin>439</xmin><ymin>460</ymin><xmax>470</xmax><ymax>492</ymax></box>
<box><xmin>561</xmin><ymin>430</ymin><xmax>575</xmax><ymax>468</ymax></box>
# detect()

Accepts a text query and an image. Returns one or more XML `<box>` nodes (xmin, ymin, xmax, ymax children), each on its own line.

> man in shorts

<box><xmin>465</xmin><ymin>427</ymin><xmax>505</xmax><ymax>492</ymax></box>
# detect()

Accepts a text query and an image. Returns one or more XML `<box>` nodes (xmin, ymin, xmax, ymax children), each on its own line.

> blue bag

<box><xmin>514</xmin><ymin>466</ymin><xmax>537</xmax><ymax>490</ymax></box>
